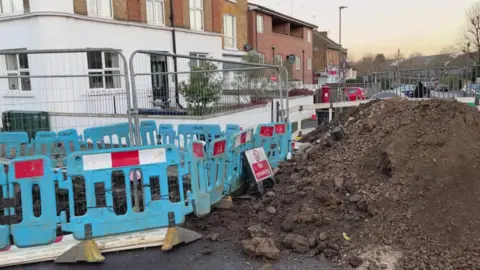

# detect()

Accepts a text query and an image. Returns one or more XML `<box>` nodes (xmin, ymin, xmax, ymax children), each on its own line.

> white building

<box><xmin>0</xmin><ymin>0</ymin><xmax>225</xmax><ymax>132</ymax></box>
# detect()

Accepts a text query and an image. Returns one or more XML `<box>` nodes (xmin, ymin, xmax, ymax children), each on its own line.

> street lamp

<box><xmin>339</xmin><ymin>6</ymin><xmax>347</xmax><ymax>46</ymax></box>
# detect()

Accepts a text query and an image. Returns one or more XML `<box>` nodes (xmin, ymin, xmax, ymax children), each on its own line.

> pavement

<box><xmin>7</xmin><ymin>238</ymin><xmax>337</xmax><ymax>270</ymax></box>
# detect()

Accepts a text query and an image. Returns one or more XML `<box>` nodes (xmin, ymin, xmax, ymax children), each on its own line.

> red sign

<box><xmin>111</xmin><ymin>151</ymin><xmax>140</xmax><ymax>168</ymax></box>
<box><xmin>260</xmin><ymin>126</ymin><xmax>274</xmax><ymax>137</ymax></box>
<box><xmin>240</xmin><ymin>132</ymin><xmax>247</xmax><ymax>144</ymax></box>
<box><xmin>270</xmin><ymin>75</ymin><xmax>277</xmax><ymax>82</ymax></box>
<box><xmin>245</xmin><ymin>147</ymin><xmax>274</xmax><ymax>182</ymax></box>
<box><xmin>275</xmin><ymin>124</ymin><xmax>286</xmax><ymax>134</ymax></box>
<box><xmin>15</xmin><ymin>159</ymin><xmax>44</xmax><ymax>179</ymax></box>
<box><xmin>213</xmin><ymin>140</ymin><xmax>226</xmax><ymax>156</ymax></box>
<box><xmin>192</xmin><ymin>142</ymin><xmax>204</xmax><ymax>158</ymax></box>
<box><xmin>252</xmin><ymin>160</ymin><xmax>273</xmax><ymax>181</ymax></box>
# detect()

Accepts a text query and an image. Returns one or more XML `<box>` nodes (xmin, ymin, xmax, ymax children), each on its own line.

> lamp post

<box><xmin>339</xmin><ymin>6</ymin><xmax>347</xmax><ymax>46</ymax></box>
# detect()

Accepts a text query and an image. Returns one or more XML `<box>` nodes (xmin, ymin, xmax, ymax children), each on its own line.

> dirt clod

<box><xmin>242</xmin><ymin>237</ymin><xmax>280</xmax><ymax>260</ymax></box>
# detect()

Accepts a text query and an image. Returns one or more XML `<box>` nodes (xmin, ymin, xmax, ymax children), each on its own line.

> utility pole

<box><xmin>339</xmin><ymin>6</ymin><xmax>347</xmax><ymax>45</ymax></box>
<box><xmin>397</xmin><ymin>49</ymin><xmax>401</xmax><ymax>85</ymax></box>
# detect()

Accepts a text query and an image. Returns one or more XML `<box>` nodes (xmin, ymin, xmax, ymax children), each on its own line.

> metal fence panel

<box><xmin>0</xmin><ymin>48</ymin><xmax>134</xmax><ymax>145</ymax></box>
<box><xmin>129</xmin><ymin>51</ymin><xmax>288</xmax><ymax>144</ymax></box>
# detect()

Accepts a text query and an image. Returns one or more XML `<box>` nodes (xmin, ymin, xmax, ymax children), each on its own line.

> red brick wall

<box><xmin>248</xmin><ymin>10</ymin><xmax>314</xmax><ymax>84</ymax></box>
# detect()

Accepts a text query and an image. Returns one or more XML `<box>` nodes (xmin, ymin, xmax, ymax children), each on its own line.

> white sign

<box><xmin>245</xmin><ymin>147</ymin><xmax>273</xmax><ymax>182</ymax></box>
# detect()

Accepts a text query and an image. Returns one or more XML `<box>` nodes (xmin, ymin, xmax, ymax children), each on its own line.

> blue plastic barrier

<box><xmin>83</xmin><ymin>123</ymin><xmax>132</xmax><ymax>150</ymax></box>
<box><xmin>205</xmin><ymin>138</ymin><xmax>228</xmax><ymax>205</ymax></box>
<box><xmin>30</xmin><ymin>131</ymin><xmax>57</xmax><ymax>156</ymax></box>
<box><xmin>188</xmin><ymin>141</ymin><xmax>210</xmax><ymax>216</ymax></box>
<box><xmin>139</xmin><ymin>120</ymin><xmax>157</xmax><ymax>146</ymax></box>
<box><xmin>225</xmin><ymin>124</ymin><xmax>241</xmax><ymax>137</ymax></box>
<box><xmin>224</xmin><ymin>128</ymin><xmax>254</xmax><ymax>195</ymax></box>
<box><xmin>254</xmin><ymin>123</ymin><xmax>279</xmax><ymax>167</ymax></box>
<box><xmin>57</xmin><ymin>129</ymin><xmax>83</xmax><ymax>155</ymax></box>
<box><xmin>0</xmin><ymin>132</ymin><xmax>29</xmax><ymax>158</ymax></box>
<box><xmin>158</xmin><ymin>124</ymin><xmax>176</xmax><ymax>145</ymax></box>
<box><xmin>178</xmin><ymin>124</ymin><xmax>222</xmax><ymax>152</ymax></box>
<box><xmin>60</xmin><ymin>145</ymin><xmax>190</xmax><ymax>239</ymax></box>
<box><xmin>8</xmin><ymin>156</ymin><xmax>58</xmax><ymax>247</ymax></box>
<box><xmin>0</xmin><ymin>167</ymin><xmax>9</xmax><ymax>249</ymax></box>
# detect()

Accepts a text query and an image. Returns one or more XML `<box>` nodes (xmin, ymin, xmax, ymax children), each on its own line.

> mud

<box><xmin>187</xmin><ymin>98</ymin><xmax>480</xmax><ymax>269</ymax></box>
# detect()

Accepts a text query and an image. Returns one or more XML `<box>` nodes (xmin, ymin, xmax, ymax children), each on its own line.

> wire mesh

<box><xmin>129</xmin><ymin>51</ymin><xmax>288</xmax><ymax>132</ymax></box>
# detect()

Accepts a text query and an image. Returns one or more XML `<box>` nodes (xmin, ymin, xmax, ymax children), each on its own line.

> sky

<box><xmin>250</xmin><ymin>0</ymin><xmax>478</xmax><ymax>60</ymax></box>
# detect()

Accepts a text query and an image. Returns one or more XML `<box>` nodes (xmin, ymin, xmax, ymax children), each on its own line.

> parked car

<box><xmin>462</xmin><ymin>84</ymin><xmax>479</xmax><ymax>96</ymax></box>
<box><xmin>423</xmin><ymin>82</ymin><xmax>435</xmax><ymax>91</ymax></box>
<box><xmin>343</xmin><ymin>87</ymin><xmax>366</xmax><ymax>101</ymax></box>
<box><xmin>372</xmin><ymin>90</ymin><xmax>406</xmax><ymax>100</ymax></box>
<box><xmin>435</xmin><ymin>84</ymin><xmax>449</xmax><ymax>92</ymax></box>
<box><xmin>393</xmin><ymin>84</ymin><xmax>415</xmax><ymax>98</ymax></box>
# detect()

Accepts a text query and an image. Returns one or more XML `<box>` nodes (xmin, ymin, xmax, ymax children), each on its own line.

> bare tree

<box><xmin>409</xmin><ymin>52</ymin><xmax>423</xmax><ymax>58</ymax></box>
<box><xmin>439</xmin><ymin>45</ymin><xmax>458</xmax><ymax>54</ymax></box>
<box><xmin>461</xmin><ymin>1</ymin><xmax>480</xmax><ymax>64</ymax></box>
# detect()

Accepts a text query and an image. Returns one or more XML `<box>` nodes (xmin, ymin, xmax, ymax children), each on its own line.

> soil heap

<box><xmin>187</xmin><ymin>98</ymin><xmax>480</xmax><ymax>269</ymax></box>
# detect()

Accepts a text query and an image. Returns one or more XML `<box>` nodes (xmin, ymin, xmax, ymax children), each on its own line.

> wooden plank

<box><xmin>0</xmin><ymin>228</ymin><xmax>167</xmax><ymax>268</ymax></box>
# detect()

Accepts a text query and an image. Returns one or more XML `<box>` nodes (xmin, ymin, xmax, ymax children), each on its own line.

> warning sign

<box><xmin>245</xmin><ymin>147</ymin><xmax>274</xmax><ymax>182</ymax></box>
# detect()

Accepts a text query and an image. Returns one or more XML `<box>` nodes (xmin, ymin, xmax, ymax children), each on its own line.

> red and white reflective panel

<box><xmin>192</xmin><ymin>142</ymin><xmax>205</xmax><ymax>158</ymax></box>
<box><xmin>259</xmin><ymin>126</ymin><xmax>274</xmax><ymax>137</ymax></box>
<box><xmin>83</xmin><ymin>148</ymin><xmax>166</xmax><ymax>171</ymax></box>
<box><xmin>14</xmin><ymin>159</ymin><xmax>44</xmax><ymax>179</ymax></box>
<box><xmin>234</xmin><ymin>129</ymin><xmax>253</xmax><ymax>148</ymax></box>
<box><xmin>275</xmin><ymin>124</ymin><xmax>286</xmax><ymax>134</ymax></box>
<box><xmin>213</xmin><ymin>139</ymin><xmax>226</xmax><ymax>156</ymax></box>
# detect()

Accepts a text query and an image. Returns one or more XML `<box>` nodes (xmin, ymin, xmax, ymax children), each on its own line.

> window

<box><xmin>295</xmin><ymin>56</ymin><xmax>300</xmax><ymax>70</ymax></box>
<box><xmin>256</xmin><ymin>15</ymin><xmax>263</xmax><ymax>33</ymax></box>
<box><xmin>274</xmin><ymin>55</ymin><xmax>282</xmax><ymax>66</ymax></box>
<box><xmin>146</xmin><ymin>0</ymin><xmax>164</xmax><ymax>25</ymax></box>
<box><xmin>258</xmin><ymin>53</ymin><xmax>265</xmax><ymax>64</ymax></box>
<box><xmin>308</xmin><ymin>57</ymin><xmax>312</xmax><ymax>70</ymax></box>
<box><xmin>87</xmin><ymin>51</ymin><xmax>121</xmax><ymax>89</ymax></box>
<box><xmin>189</xmin><ymin>0</ymin><xmax>203</xmax><ymax>30</ymax></box>
<box><xmin>307</xmin><ymin>30</ymin><xmax>312</xmax><ymax>43</ymax></box>
<box><xmin>223</xmin><ymin>14</ymin><xmax>236</xmax><ymax>49</ymax></box>
<box><xmin>0</xmin><ymin>0</ymin><xmax>23</xmax><ymax>15</ymax></box>
<box><xmin>189</xmin><ymin>52</ymin><xmax>207</xmax><ymax>68</ymax></box>
<box><xmin>87</xmin><ymin>0</ymin><xmax>113</xmax><ymax>18</ymax></box>
<box><xmin>5</xmin><ymin>54</ymin><xmax>30</xmax><ymax>91</ymax></box>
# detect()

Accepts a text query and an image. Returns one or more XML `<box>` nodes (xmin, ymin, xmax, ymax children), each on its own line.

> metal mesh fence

<box><xmin>129</xmin><ymin>51</ymin><xmax>288</xmax><ymax>138</ymax></box>
<box><xmin>363</xmin><ymin>65</ymin><xmax>480</xmax><ymax>100</ymax></box>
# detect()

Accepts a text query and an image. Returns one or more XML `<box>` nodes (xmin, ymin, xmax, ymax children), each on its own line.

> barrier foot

<box><xmin>161</xmin><ymin>227</ymin><xmax>202</xmax><ymax>251</ymax></box>
<box><xmin>213</xmin><ymin>196</ymin><xmax>234</xmax><ymax>209</ymax></box>
<box><xmin>55</xmin><ymin>239</ymin><xmax>105</xmax><ymax>264</ymax></box>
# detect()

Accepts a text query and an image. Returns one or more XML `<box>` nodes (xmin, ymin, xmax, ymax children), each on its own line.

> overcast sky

<box><xmin>250</xmin><ymin>0</ymin><xmax>477</xmax><ymax>60</ymax></box>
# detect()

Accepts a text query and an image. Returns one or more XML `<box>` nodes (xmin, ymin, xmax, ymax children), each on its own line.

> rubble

<box><xmin>187</xmin><ymin>99</ymin><xmax>480</xmax><ymax>269</ymax></box>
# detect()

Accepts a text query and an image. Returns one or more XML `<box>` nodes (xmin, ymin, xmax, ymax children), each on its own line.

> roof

<box><xmin>313</xmin><ymin>31</ymin><xmax>347</xmax><ymax>53</ymax></box>
<box><xmin>248</xmin><ymin>3</ymin><xmax>318</xmax><ymax>29</ymax></box>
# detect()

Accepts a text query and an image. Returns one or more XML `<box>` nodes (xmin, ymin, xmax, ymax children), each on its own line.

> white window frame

<box><xmin>5</xmin><ymin>53</ymin><xmax>31</xmax><ymax>92</ymax></box>
<box><xmin>256</xmin><ymin>15</ymin><xmax>263</xmax><ymax>33</ymax></box>
<box><xmin>87</xmin><ymin>0</ymin><xmax>113</xmax><ymax>19</ymax></box>
<box><xmin>189</xmin><ymin>0</ymin><xmax>204</xmax><ymax>31</ymax></box>
<box><xmin>307</xmin><ymin>30</ymin><xmax>312</xmax><ymax>43</ymax></box>
<box><xmin>0</xmin><ymin>0</ymin><xmax>23</xmax><ymax>15</ymax></box>
<box><xmin>189</xmin><ymin>52</ymin><xmax>208</xmax><ymax>68</ymax></box>
<box><xmin>308</xmin><ymin>57</ymin><xmax>312</xmax><ymax>70</ymax></box>
<box><xmin>274</xmin><ymin>55</ymin><xmax>282</xmax><ymax>66</ymax></box>
<box><xmin>295</xmin><ymin>56</ymin><xmax>300</xmax><ymax>70</ymax></box>
<box><xmin>87</xmin><ymin>51</ymin><xmax>122</xmax><ymax>90</ymax></box>
<box><xmin>223</xmin><ymin>14</ymin><xmax>236</xmax><ymax>50</ymax></box>
<box><xmin>146</xmin><ymin>0</ymin><xmax>165</xmax><ymax>25</ymax></box>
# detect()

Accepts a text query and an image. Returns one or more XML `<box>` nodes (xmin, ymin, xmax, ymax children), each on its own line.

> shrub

<box><xmin>288</xmin><ymin>88</ymin><xmax>314</xmax><ymax>97</ymax></box>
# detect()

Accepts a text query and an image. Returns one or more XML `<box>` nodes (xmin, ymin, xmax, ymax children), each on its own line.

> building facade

<box><xmin>0</xmin><ymin>0</ymin><xmax>224</xmax><ymax>113</ymax></box>
<box><xmin>247</xmin><ymin>3</ymin><xmax>316</xmax><ymax>84</ymax></box>
<box><xmin>313</xmin><ymin>31</ymin><xmax>347</xmax><ymax>84</ymax></box>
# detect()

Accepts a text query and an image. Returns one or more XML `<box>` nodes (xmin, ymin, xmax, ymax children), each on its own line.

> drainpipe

<box><xmin>302</xmin><ymin>49</ymin><xmax>305</xmax><ymax>84</ymax></box>
<box><xmin>170</xmin><ymin>0</ymin><xmax>181</xmax><ymax>107</ymax></box>
<box><xmin>272</xmin><ymin>47</ymin><xmax>275</xmax><ymax>64</ymax></box>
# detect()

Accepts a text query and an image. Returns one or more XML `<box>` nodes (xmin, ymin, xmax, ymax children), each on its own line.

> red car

<box><xmin>343</xmin><ymin>87</ymin><xmax>366</xmax><ymax>101</ymax></box>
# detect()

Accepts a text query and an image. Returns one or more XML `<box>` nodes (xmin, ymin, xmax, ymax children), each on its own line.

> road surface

<box><xmin>7</xmin><ymin>239</ymin><xmax>337</xmax><ymax>270</ymax></box>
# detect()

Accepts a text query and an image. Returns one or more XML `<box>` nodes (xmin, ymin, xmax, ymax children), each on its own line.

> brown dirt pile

<box><xmin>187</xmin><ymin>98</ymin><xmax>480</xmax><ymax>269</ymax></box>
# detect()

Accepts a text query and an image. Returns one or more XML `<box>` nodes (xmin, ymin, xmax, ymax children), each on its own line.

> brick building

<box><xmin>247</xmin><ymin>3</ymin><xmax>317</xmax><ymax>84</ymax></box>
<box><xmin>313</xmin><ymin>31</ymin><xmax>347</xmax><ymax>84</ymax></box>
<box><xmin>220</xmin><ymin>0</ymin><xmax>248</xmax><ymax>62</ymax></box>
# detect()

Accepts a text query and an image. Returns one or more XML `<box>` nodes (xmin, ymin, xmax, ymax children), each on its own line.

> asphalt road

<box><xmin>7</xmin><ymin>239</ymin><xmax>337</xmax><ymax>270</ymax></box>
